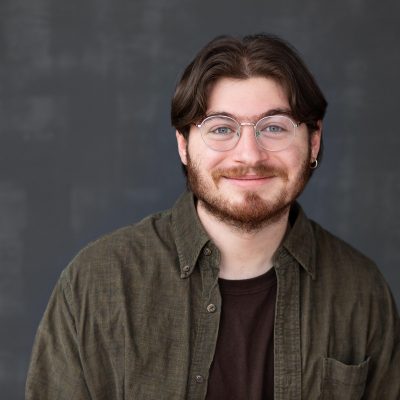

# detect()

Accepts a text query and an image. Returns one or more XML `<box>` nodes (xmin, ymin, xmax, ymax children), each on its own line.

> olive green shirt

<box><xmin>26</xmin><ymin>191</ymin><xmax>400</xmax><ymax>399</ymax></box>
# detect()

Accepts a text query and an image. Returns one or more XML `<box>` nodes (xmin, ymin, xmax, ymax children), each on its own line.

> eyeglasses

<box><xmin>196</xmin><ymin>114</ymin><xmax>301</xmax><ymax>152</ymax></box>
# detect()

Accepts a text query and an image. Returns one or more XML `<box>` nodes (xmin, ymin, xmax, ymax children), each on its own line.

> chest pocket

<box><xmin>319</xmin><ymin>357</ymin><xmax>370</xmax><ymax>400</ymax></box>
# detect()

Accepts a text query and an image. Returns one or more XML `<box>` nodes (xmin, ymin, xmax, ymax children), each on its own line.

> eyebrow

<box><xmin>205</xmin><ymin>108</ymin><xmax>294</xmax><ymax>121</ymax></box>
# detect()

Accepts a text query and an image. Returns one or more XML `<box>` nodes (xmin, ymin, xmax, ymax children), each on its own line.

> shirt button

<box><xmin>182</xmin><ymin>265</ymin><xmax>190</xmax><ymax>273</ymax></box>
<box><xmin>195</xmin><ymin>375</ymin><xmax>204</xmax><ymax>384</ymax></box>
<box><xmin>203</xmin><ymin>247</ymin><xmax>212</xmax><ymax>256</ymax></box>
<box><xmin>207</xmin><ymin>303</ymin><xmax>217</xmax><ymax>313</ymax></box>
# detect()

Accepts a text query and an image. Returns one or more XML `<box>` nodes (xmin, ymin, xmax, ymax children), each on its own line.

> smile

<box><xmin>223</xmin><ymin>175</ymin><xmax>275</xmax><ymax>187</ymax></box>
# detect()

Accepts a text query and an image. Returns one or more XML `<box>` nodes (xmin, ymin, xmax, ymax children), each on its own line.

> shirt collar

<box><xmin>172</xmin><ymin>192</ymin><xmax>317</xmax><ymax>280</ymax></box>
<box><xmin>280</xmin><ymin>202</ymin><xmax>317</xmax><ymax>279</ymax></box>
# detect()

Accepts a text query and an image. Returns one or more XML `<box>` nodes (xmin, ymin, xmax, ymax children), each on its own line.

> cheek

<box><xmin>188</xmin><ymin>142</ymin><xmax>225</xmax><ymax>171</ymax></box>
<box><xmin>281</xmin><ymin>147</ymin><xmax>310</xmax><ymax>177</ymax></box>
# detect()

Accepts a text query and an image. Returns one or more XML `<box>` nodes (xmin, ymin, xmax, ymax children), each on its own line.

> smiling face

<box><xmin>176</xmin><ymin>76</ymin><xmax>321</xmax><ymax>232</ymax></box>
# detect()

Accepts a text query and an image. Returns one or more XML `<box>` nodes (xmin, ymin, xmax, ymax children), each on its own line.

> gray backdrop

<box><xmin>1</xmin><ymin>0</ymin><xmax>399</xmax><ymax>398</ymax></box>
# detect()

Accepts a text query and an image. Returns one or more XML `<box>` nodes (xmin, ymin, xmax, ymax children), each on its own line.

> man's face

<box><xmin>176</xmin><ymin>77</ymin><xmax>321</xmax><ymax>232</ymax></box>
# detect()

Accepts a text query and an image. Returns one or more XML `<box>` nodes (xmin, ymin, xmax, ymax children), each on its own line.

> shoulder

<box><xmin>60</xmin><ymin>208</ymin><xmax>175</xmax><ymax>291</ymax></box>
<box><xmin>311</xmin><ymin>220</ymin><xmax>375</xmax><ymax>267</ymax></box>
<box><xmin>309</xmin><ymin>219</ymin><xmax>391</xmax><ymax>300</ymax></box>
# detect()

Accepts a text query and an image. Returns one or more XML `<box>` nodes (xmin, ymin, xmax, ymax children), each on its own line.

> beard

<box><xmin>186</xmin><ymin>151</ymin><xmax>311</xmax><ymax>233</ymax></box>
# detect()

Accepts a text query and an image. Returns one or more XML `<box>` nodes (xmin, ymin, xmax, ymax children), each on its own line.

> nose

<box><xmin>232</xmin><ymin>124</ymin><xmax>267</xmax><ymax>164</ymax></box>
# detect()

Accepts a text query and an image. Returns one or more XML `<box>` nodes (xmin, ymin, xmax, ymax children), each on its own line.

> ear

<box><xmin>310</xmin><ymin>121</ymin><xmax>322</xmax><ymax>161</ymax></box>
<box><xmin>176</xmin><ymin>130</ymin><xmax>188</xmax><ymax>165</ymax></box>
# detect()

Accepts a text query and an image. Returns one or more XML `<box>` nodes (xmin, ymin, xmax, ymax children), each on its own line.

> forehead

<box><xmin>206</xmin><ymin>77</ymin><xmax>290</xmax><ymax>120</ymax></box>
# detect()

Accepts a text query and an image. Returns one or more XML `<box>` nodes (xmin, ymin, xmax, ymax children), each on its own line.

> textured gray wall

<box><xmin>1</xmin><ymin>0</ymin><xmax>399</xmax><ymax>398</ymax></box>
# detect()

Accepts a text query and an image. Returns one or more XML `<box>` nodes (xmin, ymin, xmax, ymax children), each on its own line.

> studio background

<box><xmin>1</xmin><ymin>0</ymin><xmax>399</xmax><ymax>398</ymax></box>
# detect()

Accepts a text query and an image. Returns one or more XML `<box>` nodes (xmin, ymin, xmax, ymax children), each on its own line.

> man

<box><xmin>26</xmin><ymin>34</ymin><xmax>399</xmax><ymax>399</ymax></box>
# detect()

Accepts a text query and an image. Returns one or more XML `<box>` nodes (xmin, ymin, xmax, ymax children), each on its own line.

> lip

<box><xmin>222</xmin><ymin>175</ymin><xmax>275</xmax><ymax>187</ymax></box>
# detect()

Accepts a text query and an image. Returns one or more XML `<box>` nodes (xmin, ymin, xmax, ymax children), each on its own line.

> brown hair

<box><xmin>171</xmin><ymin>33</ymin><xmax>327</xmax><ymax>164</ymax></box>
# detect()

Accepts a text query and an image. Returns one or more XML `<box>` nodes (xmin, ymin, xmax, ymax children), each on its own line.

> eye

<box><xmin>257</xmin><ymin>116</ymin><xmax>293</xmax><ymax>137</ymax></box>
<box><xmin>200</xmin><ymin>116</ymin><xmax>239</xmax><ymax>142</ymax></box>
<box><xmin>266</xmin><ymin>125</ymin><xmax>284</xmax><ymax>133</ymax></box>
<box><xmin>211</xmin><ymin>126</ymin><xmax>235</xmax><ymax>135</ymax></box>
<box><xmin>257</xmin><ymin>124</ymin><xmax>286</xmax><ymax>137</ymax></box>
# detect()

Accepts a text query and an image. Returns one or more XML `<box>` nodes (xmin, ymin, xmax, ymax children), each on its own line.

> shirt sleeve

<box><xmin>25</xmin><ymin>273</ymin><xmax>92</xmax><ymax>400</ymax></box>
<box><xmin>364</xmin><ymin>281</ymin><xmax>400</xmax><ymax>398</ymax></box>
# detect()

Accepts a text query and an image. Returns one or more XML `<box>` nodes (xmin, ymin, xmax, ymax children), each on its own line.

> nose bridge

<box><xmin>239</xmin><ymin>122</ymin><xmax>257</xmax><ymax>142</ymax></box>
<box><xmin>239</xmin><ymin>121</ymin><xmax>256</xmax><ymax>134</ymax></box>
<box><xmin>239</xmin><ymin>122</ymin><xmax>259</xmax><ymax>145</ymax></box>
<box><xmin>235</xmin><ymin>122</ymin><xmax>264</xmax><ymax>161</ymax></box>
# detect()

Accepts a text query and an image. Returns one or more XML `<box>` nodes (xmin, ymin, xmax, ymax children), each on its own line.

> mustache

<box><xmin>211</xmin><ymin>164</ymin><xmax>288</xmax><ymax>182</ymax></box>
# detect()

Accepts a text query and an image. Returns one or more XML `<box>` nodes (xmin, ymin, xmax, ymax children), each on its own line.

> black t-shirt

<box><xmin>206</xmin><ymin>267</ymin><xmax>277</xmax><ymax>400</ymax></box>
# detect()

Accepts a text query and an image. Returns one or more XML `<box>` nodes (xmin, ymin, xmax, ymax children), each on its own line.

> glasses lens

<box><xmin>200</xmin><ymin>116</ymin><xmax>239</xmax><ymax>151</ymax></box>
<box><xmin>255</xmin><ymin>115</ymin><xmax>296</xmax><ymax>151</ymax></box>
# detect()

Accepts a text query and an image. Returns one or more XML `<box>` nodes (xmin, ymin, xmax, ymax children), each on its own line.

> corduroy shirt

<box><xmin>26</xmin><ymin>191</ymin><xmax>400</xmax><ymax>399</ymax></box>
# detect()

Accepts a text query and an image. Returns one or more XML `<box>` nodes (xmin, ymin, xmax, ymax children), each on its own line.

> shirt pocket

<box><xmin>319</xmin><ymin>357</ymin><xmax>370</xmax><ymax>400</ymax></box>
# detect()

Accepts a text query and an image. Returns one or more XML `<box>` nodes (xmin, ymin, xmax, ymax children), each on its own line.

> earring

<box><xmin>310</xmin><ymin>159</ymin><xmax>318</xmax><ymax>169</ymax></box>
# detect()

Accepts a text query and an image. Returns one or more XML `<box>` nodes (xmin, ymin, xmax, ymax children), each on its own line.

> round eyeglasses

<box><xmin>196</xmin><ymin>114</ymin><xmax>300</xmax><ymax>152</ymax></box>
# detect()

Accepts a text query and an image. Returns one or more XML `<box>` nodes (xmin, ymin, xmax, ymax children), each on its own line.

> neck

<box><xmin>197</xmin><ymin>201</ymin><xmax>290</xmax><ymax>280</ymax></box>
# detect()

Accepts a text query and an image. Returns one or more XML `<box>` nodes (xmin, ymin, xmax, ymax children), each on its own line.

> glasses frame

<box><xmin>196</xmin><ymin>114</ymin><xmax>301</xmax><ymax>152</ymax></box>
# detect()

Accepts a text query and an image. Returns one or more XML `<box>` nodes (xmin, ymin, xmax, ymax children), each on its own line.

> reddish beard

<box><xmin>186</xmin><ymin>153</ymin><xmax>311</xmax><ymax>232</ymax></box>
<box><xmin>210</xmin><ymin>164</ymin><xmax>288</xmax><ymax>187</ymax></box>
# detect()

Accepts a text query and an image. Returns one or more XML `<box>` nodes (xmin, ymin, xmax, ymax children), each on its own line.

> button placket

<box><xmin>186</xmin><ymin>247</ymin><xmax>221</xmax><ymax>399</ymax></box>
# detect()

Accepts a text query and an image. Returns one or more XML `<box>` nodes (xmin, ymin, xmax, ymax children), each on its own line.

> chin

<box><xmin>229</xmin><ymin>188</ymin><xmax>282</xmax><ymax>206</ymax></box>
